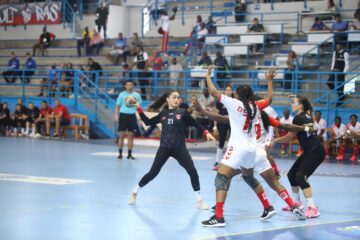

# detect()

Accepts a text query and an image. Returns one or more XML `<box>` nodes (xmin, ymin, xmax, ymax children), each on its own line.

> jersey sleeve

<box><xmin>135</xmin><ymin>92</ymin><xmax>142</xmax><ymax>105</ymax></box>
<box><xmin>116</xmin><ymin>93</ymin><xmax>123</xmax><ymax>106</ymax></box>
<box><xmin>292</xmin><ymin>115</ymin><xmax>304</xmax><ymax>126</ymax></box>
<box><xmin>218</xmin><ymin>93</ymin><xmax>238</xmax><ymax>113</ymax></box>
<box><xmin>255</xmin><ymin>99</ymin><xmax>270</xmax><ymax>111</ymax></box>
<box><xmin>137</xmin><ymin>107</ymin><xmax>161</xmax><ymax>126</ymax></box>
<box><xmin>268</xmin><ymin>115</ymin><xmax>280</xmax><ymax>128</ymax></box>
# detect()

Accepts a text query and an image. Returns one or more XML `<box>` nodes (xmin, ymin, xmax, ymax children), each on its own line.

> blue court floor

<box><xmin>0</xmin><ymin>137</ymin><xmax>360</xmax><ymax>240</ymax></box>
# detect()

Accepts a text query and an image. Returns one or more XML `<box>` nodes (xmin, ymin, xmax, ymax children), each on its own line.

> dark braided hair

<box><xmin>253</xmin><ymin>94</ymin><xmax>269</xmax><ymax>133</ymax></box>
<box><xmin>236</xmin><ymin>85</ymin><xmax>257</xmax><ymax>134</ymax></box>
<box><xmin>149</xmin><ymin>90</ymin><xmax>179</xmax><ymax>111</ymax></box>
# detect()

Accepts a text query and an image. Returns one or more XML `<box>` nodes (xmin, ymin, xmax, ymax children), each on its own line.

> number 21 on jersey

<box><xmin>168</xmin><ymin>118</ymin><xmax>174</xmax><ymax>125</ymax></box>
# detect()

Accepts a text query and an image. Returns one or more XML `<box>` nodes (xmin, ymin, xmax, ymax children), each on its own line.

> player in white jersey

<box><xmin>344</xmin><ymin>114</ymin><xmax>360</xmax><ymax>161</ymax></box>
<box><xmin>313</xmin><ymin>111</ymin><xmax>330</xmax><ymax>159</ymax></box>
<box><xmin>329</xmin><ymin>116</ymin><xmax>347</xmax><ymax>161</ymax></box>
<box><xmin>279</xmin><ymin>108</ymin><xmax>294</xmax><ymax>156</ymax></box>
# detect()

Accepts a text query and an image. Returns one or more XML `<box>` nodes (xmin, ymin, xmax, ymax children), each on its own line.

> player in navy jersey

<box><xmin>273</xmin><ymin>95</ymin><xmax>325</xmax><ymax>219</ymax></box>
<box><xmin>128</xmin><ymin>90</ymin><xmax>215</xmax><ymax>210</ymax></box>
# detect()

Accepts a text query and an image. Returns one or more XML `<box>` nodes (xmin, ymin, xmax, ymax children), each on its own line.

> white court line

<box><xmin>196</xmin><ymin>218</ymin><xmax>360</xmax><ymax>240</ymax></box>
<box><xmin>91</xmin><ymin>152</ymin><xmax>212</xmax><ymax>161</ymax></box>
<box><xmin>0</xmin><ymin>173</ymin><xmax>92</xmax><ymax>185</ymax></box>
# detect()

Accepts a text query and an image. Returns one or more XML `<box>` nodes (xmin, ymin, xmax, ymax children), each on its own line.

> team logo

<box><xmin>176</xmin><ymin>114</ymin><xmax>181</xmax><ymax>120</ymax></box>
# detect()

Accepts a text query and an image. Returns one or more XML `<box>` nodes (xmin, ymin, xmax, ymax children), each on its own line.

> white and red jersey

<box><xmin>314</xmin><ymin>118</ymin><xmax>327</xmax><ymax>139</ymax></box>
<box><xmin>331</xmin><ymin>123</ymin><xmax>346</xmax><ymax>139</ymax></box>
<box><xmin>218</xmin><ymin>94</ymin><xmax>268</xmax><ymax>148</ymax></box>
<box><xmin>161</xmin><ymin>15</ymin><xmax>170</xmax><ymax>32</ymax></box>
<box><xmin>263</xmin><ymin>106</ymin><xmax>278</xmax><ymax>145</ymax></box>
<box><xmin>347</xmin><ymin>122</ymin><xmax>360</xmax><ymax>133</ymax></box>
<box><xmin>280</xmin><ymin>115</ymin><xmax>294</xmax><ymax>125</ymax></box>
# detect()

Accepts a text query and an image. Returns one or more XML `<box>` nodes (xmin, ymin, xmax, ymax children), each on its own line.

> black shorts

<box><xmin>118</xmin><ymin>113</ymin><xmax>137</xmax><ymax>132</ymax></box>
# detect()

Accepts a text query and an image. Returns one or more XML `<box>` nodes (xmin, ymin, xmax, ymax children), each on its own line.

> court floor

<box><xmin>0</xmin><ymin>137</ymin><xmax>360</xmax><ymax>240</ymax></box>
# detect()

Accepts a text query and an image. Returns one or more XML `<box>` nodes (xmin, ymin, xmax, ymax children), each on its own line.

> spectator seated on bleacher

<box><xmin>310</xmin><ymin>17</ymin><xmax>330</xmax><ymax>31</ymax></box>
<box><xmin>206</xmin><ymin>16</ymin><xmax>216</xmax><ymax>34</ymax></box>
<box><xmin>38</xmin><ymin>64</ymin><xmax>60</xmax><ymax>97</ymax></box>
<box><xmin>279</xmin><ymin>108</ymin><xmax>294</xmax><ymax>156</ymax></box>
<box><xmin>214</xmin><ymin>51</ymin><xmax>229</xmax><ymax>88</ymax></box>
<box><xmin>32</xmin><ymin>26</ymin><xmax>56</xmax><ymax>57</ymax></box>
<box><xmin>0</xmin><ymin>102</ymin><xmax>10</xmax><ymax>135</ymax></box>
<box><xmin>34</xmin><ymin>100</ymin><xmax>52</xmax><ymax>137</ymax></box>
<box><xmin>87</xmin><ymin>57</ymin><xmax>103</xmax><ymax>83</ymax></box>
<box><xmin>106</xmin><ymin>32</ymin><xmax>127</xmax><ymax>64</ymax></box>
<box><xmin>46</xmin><ymin>99</ymin><xmax>71</xmax><ymax>138</ymax></box>
<box><xmin>184</xmin><ymin>16</ymin><xmax>207</xmax><ymax>55</ymax></box>
<box><xmin>329</xmin><ymin>116</ymin><xmax>346</xmax><ymax>160</ymax></box>
<box><xmin>24</xmin><ymin>53</ymin><xmax>36</xmax><ymax>84</ymax></box>
<box><xmin>77</xmin><ymin>26</ymin><xmax>92</xmax><ymax>57</ymax></box>
<box><xmin>353</xmin><ymin>3</ymin><xmax>360</xmax><ymax>30</ymax></box>
<box><xmin>198</xmin><ymin>51</ymin><xmax>212</xmax><ymax>66</ymax></box>
<box><xmin>247</xmin><ymin>18</ymin><xmax>265</xmax><ymax>53</ymax></box>
<box><xmin>331</xmin><ymin>14</ymin><xmax>348</xmax><ymax>32</ymax></box>
<box><xmin>11</xmin><ymin>103</ymin><xmax>28</xmax><ymax>136</ymax></box>
<box><xmin>313</xmin><ymin>110</ymin><xmax>330</xmax><ymax>159</ymax></box>
<box><xmin>2</xmin><ymin>52</ymin><xmax>20</xmax><ymax>83</ymax></box>
<box><xmin>195</xmin><ymin>89</ymin><xmax>215</xmax><ymax>135</ymax></box>
<box><xmin>234</xmin><ymin>0</ymin><xmax>247</xmax><ymax>23</ymax></box>
<box><xmin>326</xmin><ymin>0</ymin><xmax>338</xmax><ymax>13</ymax></box>
<box><xmin>25</xmin><ymin>102</ymin><xmax>40</xmax><ymax>137</ymax></box>
<box><xmin>168</xmin><ymin>57</ymin><xmax>183</xmax><ymax>87</ymax></box>
<box><xmin>122</xmin><ymin>32</ymin><xmax>144</xmax><ymax>65</ymax></box>
<box><xmin>283</xmin><ymin>50</ymin><xmax>298</xmax><ymax>90</ymax></box>
<box><xmin>344</xmin><ymin>114</ymin><xmax>360</xmax><ymax>161</ymax></box>
<box><xmin>89</xmin><ymin>29</ymin><xmax>105</xmax><ymax>56</ymax></box>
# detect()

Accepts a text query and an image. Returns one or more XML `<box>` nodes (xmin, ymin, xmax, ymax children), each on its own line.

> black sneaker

<box><xmin>291</xmin><ymin>205</ymin><xmax>306</xmax><ymax>220</ymax></box>
<box><xmin>53</xmin><ymin>134</ymin><xmax>59</xmax><ymax>138</ymax></box>
<box><xmin>117</xmin><ymin>154</ymin><xmax>123</xmax><ymax>160</ymax></box>
<box><xmin>260</xmin><ymin>206</ymin><xmax>277</xmax><ymax>220</ymax></box>
<box><xmin>127</xmin><ymin>155</ymin><xmax>136</xmax><ymax>160</ymax></box>
<box><xmin>201</xmin><ymin>215</ymin><xmax>225</xmax><ymax>227</ymax></box>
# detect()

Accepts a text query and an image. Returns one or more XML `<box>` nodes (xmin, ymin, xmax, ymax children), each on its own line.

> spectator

<box><xmin>168</xmin><ymin>57</ymin><xmax>183</xmax><ymax>87</ymax></box>
<box><xmin>355</xmin><ymin>1</ymin><xmax>360</xmax><ymax>22</ymax></box>
<box><xmin>159</xmin><ymin>7</ymin><xmax>177</xmax><ymax>53</ymax></box>
<box><xmin>38</xmin><ymin>64</ymin><xmax>59</xmax><ymax>97</ymax></box>
<box><xmin>247</xmin><ymin>18</ymin><xmax>265</xmax><ymax>53</ymax></box>
<box><xmin>234</xmin><ymin>0</ymin><xmax>247</xmax><ymax>23</ymax></box>
<box><xmin>87</xmin><ymin>58</ymin><xmax>103</xmax><ymax>83</ymax></box>
<box><xmin>24</xmin><ymin>53</ymin><xmax>36</xmax><ymax>84</ymax></box>
<box><xmin>193</xmin><ymin>15</ymin><xmax>203</xmax><ymax>34</ymax></box>
<box><xmin>214</xmin><ymin>51</ymin><xmax>229</xmax><ymax>88</ymax></box>
<box><xmin>25</xmin><ymin>102</ymin><xmax>40</xmax><ymax>137</ymax></box>
<box><xmin>197</xmin><ymin>51</ymin><xmax>212</xmax><ymax>66</ymax></box>
<box><xmin>46</xmin><ymin>99</ymin><xmax>71</xmax><ymax>138</ymax></box>
<box><xmin>279</xmin><ymin>108</ymin><xmax>293</xmax><ymax>156</ymax></box>
<box><xmin>310</xmin><ymin>17</ymin><xmax>329</xmax><ymax>31</ymax></box>
<box><xmin>329</xmin><ymin>116</ymin><xmax>347</xmax><ymax>161</ymax></box>
<box><xmin>106</xmin><ymin>33</ymin><xmax>127</xmax><ymax>64</ymax></box>
<box><xmin>32</xmin><ymin>26</ymin><xmax>56</xmax><ymax>56</ymax></box>
<box><xmin>77</xmin><ymin>26</ymin><xmax>92</xmax><ymax>57</ymax></box>
<box><xmin>313</xmin><ymin>110</ymin><xmax>330</xmax><ymax>159</ymax></box>
<box><xmin>184</xmin><ymin>17</ymin><xmax>207</xmax><ymax>55</ymax></box>
<box><xmin>206</xmin><ymin>16</ymin><xmax>216</xmax><ymax>34</ymax></box>
<box><xmin>16</xmin><ymin>98</ymin><xmax>28</xmax><ymax>115</ymax></box>
<box><xmin>2</xmin><ymin>52</ymin><xmax>20</xmax><ymax>83</ymax></box>
<box><xmin>196</xmin><ymin>89</ymin><xmax>215</xmax><ymax>132</ymax></box>
<box><xmin>148</xmin><ymin>50</ymin><xmax>163</xmax><ymax>96</ymax></box>
<box><xmin>149</xmin><ymin>0</ymin><xmax>167</xmax><ymax>21</ymax></box>
<box><xmin>331</xmin><ymin>14</ymin><xmax>348</xmax><ymax>32</ymax></box>
<box><xmin>112</xmin><ymin>64</ymin><xmax>130</xmax><ymax>96</ymax></box>
<box><xmin>345</xmin><ymin>114</ymin><xmax>360</xmax><ymax>161</ymax></box>
<box><xmin>129</xmin><ymin>46</ymin><xmax>149</xmax><ymax>100</ymax></box>
<box><xmin>12</xmin><ymin>103</ymin><xmax>28</xmax><ymax>136</ymax></box>
<box><xmin>34</xmin><ymin>100</ymin><xmax>52</xmax><ymax>137</ymax></box>
<box><xmin>95</xmin><ymin>0</ymin><xmax>109</xmax><ymax>39</ymax></box>
<box><xmin>123</xmin><ymin>32</ymin><xmax>144</xmax><ymax>64</ymax></box>
<box><xmin>352</xmin><ymin>18</ymin><xmax>360</xmax><ymax>30</ymax></box>
<box><xmin>327</xmin><ymin>43</ymin><xmax>349</xmax><ymax>107</ymax></box>
<box><xmin>89</xmin><ymin>29</ymin><xmax>105</xmax><ymax>56</ymax></box>
<box><xmin>326</xmin><ymin>0</ymin><xmax>338</xmax><ymax>13</ymax></box>
<box><xmin>179</xmin><ymin>96</ymin><xmax>189</xmax><ymax>110</ymax></box>
<box><xmin>0</xmin><ymin>102</ymin><xmax>10</xmax><ymax>135</ymax></box>
<box><xmin>283</xmin><ymin>50</ymin><xmax>297</xmax><ymax>90</ymax></box>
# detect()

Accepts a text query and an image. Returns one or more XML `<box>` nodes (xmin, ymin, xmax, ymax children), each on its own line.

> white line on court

<box><xmin>196</xmin><ymin>218</ymin><xmax>360</xmax><ymax>240</ymax></box>
<box><xmin>91</xmin><ymin>152</ymin><xmax>212</xmax><ymax>161</ymax></box>
<box><xmin>0</xmin><ymin>173</ymin><xmax>93</xmax><ymax>185</ymax></box>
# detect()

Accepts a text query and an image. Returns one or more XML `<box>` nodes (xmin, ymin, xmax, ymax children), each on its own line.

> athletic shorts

<box><xmin>265</xmin><ymin>126</ymin><xmax>275</xmax><ymax>146</ymax></box>
<box><xmin>50</xmin><ymin>118</ymin><xmax>70</xmax><ymax>126</ymax></box>
<box><xmin>118</xmin><ymin>113</ymin><xmax>137</xmax><ymax>132</ymax></box>
<box><xmin>221</xmin><ymin>145</ymin><xmax>256</xmax><ymax>169</ymax></box>
<box><xmin>254</xmin><ymin>146</ymin><xmax>272</xmax><ymax>174</ymax></box>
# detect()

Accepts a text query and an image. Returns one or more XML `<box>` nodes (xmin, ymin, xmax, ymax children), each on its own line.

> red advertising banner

<box><xmin>0</xmin><ymin>2</ymin><xmax>62</xmax><ymax>26</ymax></box>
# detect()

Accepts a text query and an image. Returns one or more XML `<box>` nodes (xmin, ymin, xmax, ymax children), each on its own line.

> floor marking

<box><xmin>196</xmin><ymin>218</ymin><xmax>360</xmax><ymax>240</ymax></box>
<box><xmin>0</xmin><ymin>173</ymin><xmax>92</xmax><ymax>185</ymax></box>
<box><xmin>91</xmin><ymin>152</ymin><xmax>212</xmax><ymax>161</ymax></box>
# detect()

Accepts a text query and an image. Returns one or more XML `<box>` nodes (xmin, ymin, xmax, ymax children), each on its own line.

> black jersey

<box><xmin>334</xmin><ymin>49</ymin><xmax>346</xmax><ymax>72</ymax></box>
<box><xmin>216</xmin><ymin>101</ymin><xmax>228</xmax><ymax>116</ymax></box>
<box><xmin>28</xmin><ymin>107</ymin><xmax>40</xmax><ymax>120</ymax></box>
<box><xmin>138</xmin><ymin>108</ymin><xmax>205</xmax><ymax>147</ymax></box>
<box><xmin>293</xmin><ymin>112</ymin><xmax>321</xmax><ymax>152</ymax></box>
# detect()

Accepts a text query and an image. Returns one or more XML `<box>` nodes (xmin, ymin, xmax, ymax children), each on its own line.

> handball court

<box><xmin>0</xmin><ymin>137</ymin><xmax>359</xmax><ymax>240</ymax></box>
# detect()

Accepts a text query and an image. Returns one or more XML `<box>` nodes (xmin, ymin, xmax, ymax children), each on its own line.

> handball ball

<box><xmin>125</xmin><ymin>96</ymin><xmax>137</xmax><ymax>107</ymax></box>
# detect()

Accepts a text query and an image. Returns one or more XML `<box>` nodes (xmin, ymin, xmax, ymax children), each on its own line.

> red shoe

<box><xmin>325</xmin><ymin>155</ymin><xmax>330</xmax><ymax>160</ymax></box>
<box><xmin>282</xmin><ymin>201</ymin><xmax>304</xmax><ymax>211</ymax></box>
<box><xmin>350</xmin><ymin>155</ymin><xmax>357</xmax><ymax>162</ymax></box>
<box><xmin>336</xmin><ymin>154</ymin><xmax>344</xmax><ymax>161</ymax></box>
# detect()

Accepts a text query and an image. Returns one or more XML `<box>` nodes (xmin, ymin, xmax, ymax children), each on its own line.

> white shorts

<box><xmin>254</xmin><ymin>147</ymin><xmax>272</xmax><ymax>174</ymax></box>
<box><xmin>221</xmin><ymin>145</ymin><xmax>256</xmax><ymax>169</ymax></box>
<box><xmin>265</xmin><ymin>126</ymin><xmax>275</xmax><ymax>146</ymax></box>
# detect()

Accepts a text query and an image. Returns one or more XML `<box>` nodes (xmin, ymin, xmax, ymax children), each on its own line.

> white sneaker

<box><xmin>29</xmin><ymin>133</ymin><xmax>35</xmax><ymax>138</ymax></box>
<box><xmin>34</xmin><ymin>133</ymin><xmax>42</xmax><ymax>138</ymax></box>
<box><xmin>128</xmin><ymin>192</ymin><xmax>137</xmax><ymax>205</ymax></box>
<box><xmin>196</xmin><ymin>199</ymin><xmax>209</xmax><ymax>210</ymax></box>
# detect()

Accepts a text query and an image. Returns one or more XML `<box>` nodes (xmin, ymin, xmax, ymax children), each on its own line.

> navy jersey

<box><xmin>138</xmin><ymin>108</ymin><xmax>205</xmax><ymax>147</ymax></box>
<box><xmin>293</xmin><ymin>112</ymin><xmax>321</xmax><ymax>152</ymax></box>
<box><xmin>28</xmin><ymin>107</ymin><xmax>40</xmax><ymax>120</ymax></box>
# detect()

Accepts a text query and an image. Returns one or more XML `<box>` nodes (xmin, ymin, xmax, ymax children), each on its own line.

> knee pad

<box><xmin>243</xmin><ymin>175</ymin><xmax>260</xmax><ymax>189</ymax></box>
<box><xmin>295</xmin><ymin>172</ymin><xmax>310</xmax><ymax>189</ymax></box>
<box><xmin>215</xmin><ymin>173</ymin><xmax>230</xmax><ymax>191</ymax></box>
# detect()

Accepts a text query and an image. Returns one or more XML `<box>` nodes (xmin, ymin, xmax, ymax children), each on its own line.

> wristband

<box><xmin>136</xmin><ymin>106</ymin><xmax>143</xmax><ymax>114</ymax></box>
<box><xmin>304</xmin><ymin>126</ymin><xmax>310</xmax><ymax>132</ymax></box>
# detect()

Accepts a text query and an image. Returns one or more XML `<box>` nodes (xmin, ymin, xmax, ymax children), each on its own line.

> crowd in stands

<box><xmin>0</xmin><ymin>98</ymin><xmax>71</xmax><ymax>138</ymax></box>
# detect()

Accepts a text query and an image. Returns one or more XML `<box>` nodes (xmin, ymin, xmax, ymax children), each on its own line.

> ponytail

<box><xmin>149</xmin><ymin>90</ymin><xmax>179</xmax><ymax>111</ymax></box>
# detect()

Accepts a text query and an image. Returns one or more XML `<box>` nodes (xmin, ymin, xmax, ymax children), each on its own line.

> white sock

<box><xmin>194</xmin><ymin>190</ymin><xmax>202</xmax><ymax>202</ymax></box>
<box><xmin>32</xmin><ymin>126</ymin><xmax>36</xmax><ymax>134</ymax></box>
<box><xmin>132</xmin><ymin>185</ymin><xmax>141</xmax><ymax>194</ymax></box>
<box><xmin>306</xmin><ymin>197</ymin><xmax>315</xmax><ymax>208</ymax></box>
<box><xmin>216</xmin><ymin>148</ymin><xmax>223</xmax><ymax>163</ymax></box>
<box><xmin>293</xmin><ymin>192</ymin><xmax>300</xmax><ymax>202</ymax></box>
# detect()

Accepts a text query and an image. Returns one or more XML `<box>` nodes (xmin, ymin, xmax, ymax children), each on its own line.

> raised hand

<box><xmin>265</xmin><ymin>67</ymin><xmax>277</xmax><ymax>81</ymax></box>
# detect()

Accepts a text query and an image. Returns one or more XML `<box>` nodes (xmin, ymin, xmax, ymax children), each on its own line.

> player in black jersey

<box><xmin>128</xmin><ymin>90</ymin><xmax>215</xmax><ymax>209</ymax></box>
<box><xmin>273</xmin><ymin>95</ymin><xmax>325</xmax><ymax>219</ymax></box>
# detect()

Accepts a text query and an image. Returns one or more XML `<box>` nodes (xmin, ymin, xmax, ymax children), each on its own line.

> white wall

<box><xmin>0</xmin><ymin>24</ymin><xmax>73</xmax><ymax>40</ymax></box>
